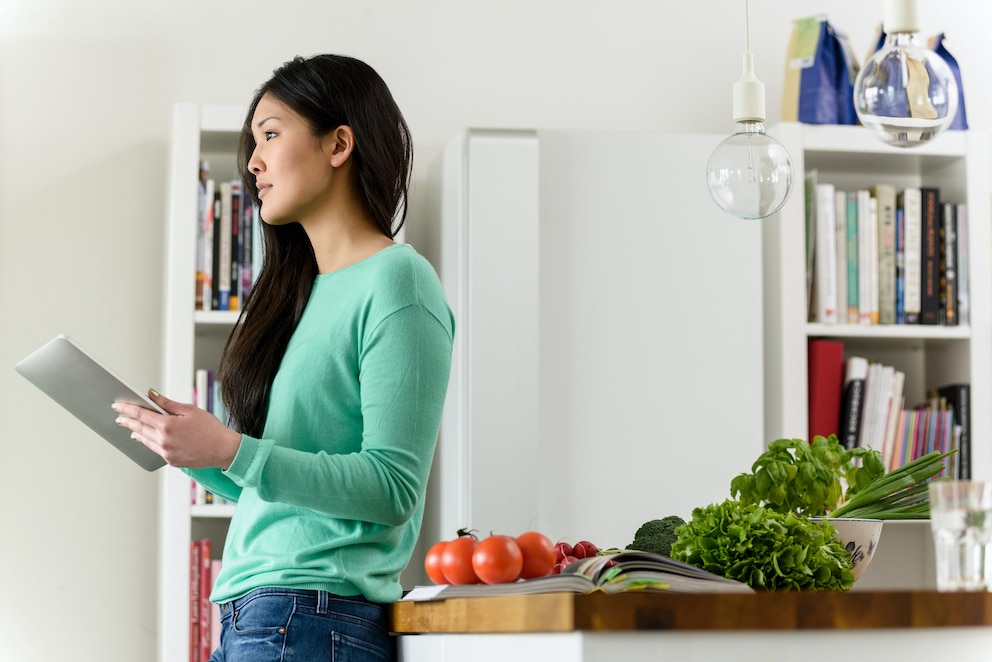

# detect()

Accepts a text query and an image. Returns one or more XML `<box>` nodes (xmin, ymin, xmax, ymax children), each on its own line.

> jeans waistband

<box><xmin>220</xmin><ymin>587</ymin><xmax>369</xmax><ymax>615</ymax></box>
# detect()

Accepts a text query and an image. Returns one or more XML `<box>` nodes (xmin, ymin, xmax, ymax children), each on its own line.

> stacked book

<box><xmin>197</xmin><ymin>161</ymin><xmax>263</xmax><ymax>312</ymax></box>
<box><xmin>806</xmin><ymin>173</ymin><xmax>968</xmax><ymax>328</ymax></box>
<box><xmin>808</xmin><ymin>339</ymin><xmax>969</xmax><ymax>478</ymax></box>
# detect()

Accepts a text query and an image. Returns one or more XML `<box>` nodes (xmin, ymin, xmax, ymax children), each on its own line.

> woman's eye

<box><xmin>264</xmin><ymin>131</ymin><xmax>277</xmax><ymax>141</ymax></box>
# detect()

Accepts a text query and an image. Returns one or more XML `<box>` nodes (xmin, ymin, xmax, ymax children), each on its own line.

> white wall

<box><xmin>2</xmin><ymin>1</ymin><xmax>990</xmax><ymax>659</ymax></box>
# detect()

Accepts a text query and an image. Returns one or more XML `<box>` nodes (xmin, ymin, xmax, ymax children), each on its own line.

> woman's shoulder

<box><xmin>362</xmin><ymin>244</ymin><xmax>439</xmax><ymax>289</ymax></box>
<box><xmin>363</xmin><ymin>244</ymin><xmax>451</xmax><ymax>323</ymax></box>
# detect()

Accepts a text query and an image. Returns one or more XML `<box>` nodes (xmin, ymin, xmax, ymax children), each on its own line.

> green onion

<box><xmin>826</xmin><ymin>450</ymin><xmax>956</xmax><ymax>520</ymax></box>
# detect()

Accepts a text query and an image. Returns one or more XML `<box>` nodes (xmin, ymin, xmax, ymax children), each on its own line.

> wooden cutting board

<box><xmin>391</xmin><ymin>590</ymin><xmax>992</xmax><ymax>633</ymax></box>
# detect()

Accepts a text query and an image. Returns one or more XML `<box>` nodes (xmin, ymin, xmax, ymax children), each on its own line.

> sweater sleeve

<box><xmin>222</xmin><ymin>302</ymin><xmax>453</xmax><ymax>526</ymax></box>
<box><xmin>183</xmin><ymin>467</ymin><xmax>244</xmax><ymax>503</ymax></box>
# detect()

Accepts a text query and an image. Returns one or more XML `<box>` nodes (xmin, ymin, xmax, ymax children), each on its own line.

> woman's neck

<box><xmin>304</xmin><ymin>213</ymin><xmax>394</xmax><ymax>274</ymax></box>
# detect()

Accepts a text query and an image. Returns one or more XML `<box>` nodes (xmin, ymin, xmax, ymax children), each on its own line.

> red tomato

<box><xmin>424</xmin><ymin>540</ymin><xmax>449</xmax><ymax>585</ymax></box>
<box><xmin>440</xmin><ymin>536</ymin><xmax>480</xmax><ymax>585</ymax></box>
<box><xmin>472</xmin><ymin>535</ymin><xmax>524</xmax><ymax>584</ymax></box>
<box><xmin>515</xmin><ymin>531</ymin><xmax>556</xmax><ymax>579</ymax></box>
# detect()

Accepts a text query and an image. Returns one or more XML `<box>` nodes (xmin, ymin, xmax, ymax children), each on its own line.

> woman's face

<box><xmin>247</xmin><ymin>93</ymin><xmax>337</xmax><ymax>226</ymax></box>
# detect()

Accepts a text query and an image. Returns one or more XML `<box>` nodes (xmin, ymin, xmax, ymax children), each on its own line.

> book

<box><xmin>937</xmin><ymin>383</ymin><xmax>970</xmax><ymax>480</ymax></box>
<box><xmin>199</xmin><ymin>539</ymin><xmax>213</xmax><ymax>662</ymax></box>
<box><xmin>189</xmin><ymin>541</ymin><xmax>201</xmax><ymax>662</ymax></box>
<box><xmin>200</xmin><ymin>179</ymin><xmax>217</xmax><ymax>311</ymax></box>
<box><xmin>401</xmin><ymin>550</ymin><xmax>753</xmax><ymax>602</ymax></box>
<box><xmin>838</xmin><ymin>356</ymin><xmax>868</xmax><ymax>450</ymax></box>
<box><xmin>956</xmin><ymin>203</ymin><xmax>969</xmax><ymax>325</ymax></box>
<box><xmin>807</xmin><ymin>339</ymin><xmax>845</xmax><ymax>442</ymax></box>
<box><xmin>218</xmin><ymin>181</ymin><xmax>234</xmax><ymax>311</ymax></box>
<box><xmin>196</xmin><ymin>167</ymin><xmax>211</xmax><ymax>311</ymax></box>
<box><xmin>845</xmin><ymin>191</ymin><xmax>859</xmax><ymax>323</ymax></box>
<box><xmin>805</xmin><ymin>172</ymin><xmax>818</xmax><ymax>321</ymax></box>
<box><xmin>867</xmin><ymin>195</ymin><xmax>879</xmax><ymax>324</ymax></box>
<box><xmin>834</xmin><ymin>188</ymin><xmax>848</xmax><ymax>324</ymax></box>
<box><xmin>239</xmin><ymin>186</ymin><xmax>255</xmax><ymax>306</ymax></box>
<box><xmin>860</xmin><ymin>362</ymin><xmax>894</xmax><ymax>452</ymax></box>
<box><xmin>872</xmin><ymin>184</ymin><xmax>897</xmax><ymax>325</ymax></box>
<box><xmin>210</xmin><ymin>189</ymin><xmax>222</xmax><ymax>310</ymax></box>
<box><xmin>813</xmin><ymin>182</ymin><xmax>838</xmax><ymax>323</ymax></box>
<box><xmin>881</xmin><ymin>370</ymin><xmax>906</xmax><ymax>470</ymax></box>
<box><xmin>229</xmin><ymin>181</ymin><xmax>242</xmax><ymax>311</ymax></box>
<box><xmin>857</xmin><ymin>189</ymin><xmax>872</xmax><ymax>324</ymax></box>
<box><xmin>895</xmin><ymin>206</ymin><xmax>905</xmax><ymax>324</ymax></box>
<box><xmin>941</xmin><ymin>202</ymin><xmax>958</xmax><ymax>325</ymax></box>
<box><xmin>919</xmin><ymin>187</ymin><xmax>941</xmax><ymax>325</ymax></box>
<box><xmin>899</xmin><ymin>187</ymin><xmax>922</xmax><ymax>323</ymax></box>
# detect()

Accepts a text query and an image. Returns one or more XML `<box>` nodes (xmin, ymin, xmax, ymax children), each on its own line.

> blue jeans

<box><xmin>207</xmin><ymin>588</ymin><xmax>394</xmax><ymax>662</ymax></box>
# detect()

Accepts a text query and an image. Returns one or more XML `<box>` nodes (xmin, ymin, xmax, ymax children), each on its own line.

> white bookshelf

<box><xmin>159</xmin><ymin>103</ymin><xmax>245</xmax><ymax>662</ymax></box>
<box><xmin>763</xmin><ymin>122</ymin><xmax>991</xmax><ymax>589</ymax></box>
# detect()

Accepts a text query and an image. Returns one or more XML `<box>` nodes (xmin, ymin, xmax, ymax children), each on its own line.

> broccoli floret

<box><xmin>627</xmin><ymin>516</ymin><xmax>686</xmax><ymax>557</ymax></box>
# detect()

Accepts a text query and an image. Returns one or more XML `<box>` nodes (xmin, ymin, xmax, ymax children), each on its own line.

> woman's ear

<box><xmin>324</xmin><ymin>125</ymin><xmax>356</xmax><ymax>168</ymax></box>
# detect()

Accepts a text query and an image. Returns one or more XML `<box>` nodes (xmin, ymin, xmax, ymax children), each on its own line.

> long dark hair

<box><xmin>217</xmin><ymin>54</ymin><xmax>413</xmax><ymax>437</ymax></box>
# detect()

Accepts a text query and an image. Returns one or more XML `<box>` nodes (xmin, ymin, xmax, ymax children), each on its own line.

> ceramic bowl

<box><xmin>810</xmin><ymin>517</ymin><xmax>883</xmax><ymax>581</ymax></box>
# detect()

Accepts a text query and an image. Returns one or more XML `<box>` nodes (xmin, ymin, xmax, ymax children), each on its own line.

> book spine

<box><xmin>199</xmin><ymin>539</ymin><xmax>213</xmax><ymax>662</ymax></box>
<box><xmin>839</xmin><ymin>356</ymin><xmax>868</xmax><ymax>450</ymax></box>
<box><xmin>201</xmin><ymin>180</ymin><xmax>216</xmax><ymax>311</ymax></box>
<box><xmin>196</xmin><ymin>172</ymin><xmax>211</xmax><ymax>311</ymax></box>
<box><xmin>938</xmin><ymin>384</ymin><xmax>970</xmax><ymax>480</ymax></box>
<box><xmin>956</xmin><ymin>203</ymin><xmax>969</xmax><ymax>325</ymax></box>
<box><xmin>881</xmin><ymin>370</ymin><xmax>905</xmax><ymax>470</ymax></box>
<box><xmin>868</xmin><ymin>196</ymin><xmax>879</xmax><ymax>325</ymax></box>
<box><xmin>857</xmin><ymin>190</ymin><xmax>872</xmax><ymax>325</ymax></box>
<box><xmin>240</xmin><ymin>187</ymin><xmax>254</xmax><ymax>306</ymax></box>
<box><xmin>229</xmin><ymin>181</ymin><xmax>242</xmax><ymax>312</ymax></box>
<box><xmin>900</xmin><ymin>188</ymin><xmax>922</xmax><ymax>323</ymax></box>
<box><xmin>919</xmin><ymin>187</ymin><xmax>941</xmax><ymax>325</ymax></box>
<box><xmin>834</xmin><ymin>189</ymin><xmax>848</xmax><ymax>324</ymax></box>
<box><xmin>807</xmin><ymin>339</ymin><xmax>845</xmax><ymax>442</ymax></box>
<box><xmin>942</xmin><ymin>202</ymin><xmax>958</xmax><ymax>325</ymax></box>
<box><xmin>218</xmin><ymin>182</ymin><xmax>233</xmax><ymax>311</ymax></box>
<box><xmin>210</xmin><ymin>190</ymin><xmax>222</xmax><ymax>310</ymax></box>
<box><xmin>805</xmin><ymin>172</ymin><xmax>817</xmax><ymax>321</ymax></box>
<box><xmin>873</xmin><ymin>184</ymin><xmax>897</xmax><ymax>325</ymax></box>
<box><xmin>895</xmin><ymin>207</ymin><xmax>905</xmax><ymax>325</ymax></box>
<box><xmin>190</xmin><ymin>541</ymin><xmax>201</xmax><ymax>662</ymax></box>
<box><xmin>814</xmin><ymin>183</ymin><xmax>838</xmax><ymax>324</ymax></box>
<box><xmin>846</xmin><ymin>192</ymin><xmax>859</xmax><ymax>323</ymax></box>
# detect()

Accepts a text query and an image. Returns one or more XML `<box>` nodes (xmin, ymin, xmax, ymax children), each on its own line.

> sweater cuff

<box><xmin>223</xmin><ymin>434</ymin><xmax>272</xmax><ymax>488</ymax></box>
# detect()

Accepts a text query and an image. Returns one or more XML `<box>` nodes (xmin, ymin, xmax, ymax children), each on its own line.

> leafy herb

<box><xmin>730</xmin><ymin>435</ymin><xmax>884</xmax><ymax>517</ymax></box>
<box><xmin>670</xmin><ymin>499</ymin><xmax>854</xmax><ymax>591</ymax></box>
<box><xmin>730</xmin><ymin>435</ymin><xmax>956</xmax><ymax>520</ymax></box>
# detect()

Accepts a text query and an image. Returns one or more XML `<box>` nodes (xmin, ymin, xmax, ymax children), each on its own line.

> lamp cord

<box><xmin>745</xmin><ymin>0</ymin><xmax>751</xmax><ymax>54</ymax></box>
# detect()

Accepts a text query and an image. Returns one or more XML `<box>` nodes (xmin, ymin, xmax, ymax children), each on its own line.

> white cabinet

<box><xmin>159</xmin><ymin>104</ymin><xmax>244</xmax><ymax>662</ymax></box>
<box><xmin>763</xmin><ymin>123</ymin><xmax>991</xmax><ymax>588</ymax></box>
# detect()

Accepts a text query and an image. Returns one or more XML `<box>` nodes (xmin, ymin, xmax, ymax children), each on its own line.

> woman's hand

<box><xmin>112</xmin><ymin>389</ymin><xmax>242</xmax><ymax>470</ymax></box>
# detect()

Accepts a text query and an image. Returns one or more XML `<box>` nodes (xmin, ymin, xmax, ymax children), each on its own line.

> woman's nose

<box><xmin>248</xmin><ymin>149</ymin><xmax>262</xmax><ymax>174</ymax></box>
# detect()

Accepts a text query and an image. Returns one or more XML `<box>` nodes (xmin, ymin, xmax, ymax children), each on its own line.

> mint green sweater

<box><xmin>188</xmin><ymin>244</ymin><xmax>454</xmax><ymax>604</ymax></box>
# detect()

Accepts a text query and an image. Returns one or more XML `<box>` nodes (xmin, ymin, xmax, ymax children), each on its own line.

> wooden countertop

<box><xmin>391</xmin><ymin>590</ymin><xmax>992</xmax><ymax>633</ymax></box>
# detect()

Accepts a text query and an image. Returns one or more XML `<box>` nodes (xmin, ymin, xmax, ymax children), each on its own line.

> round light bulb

<box><xmin>854</xmin><ymin>15</ymin><xmax>958</xmax><ymax>147</ymax></box>
<box><xmin>706</xmin><ymin>121</ymin><xmax>794</xmax><ymax>220</ymax></box>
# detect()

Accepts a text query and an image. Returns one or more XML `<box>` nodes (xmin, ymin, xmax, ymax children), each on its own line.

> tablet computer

<box><xmin>15</xmin><ymin>334</ymin><xmax>168</xmax><ymax>471</ymax></box>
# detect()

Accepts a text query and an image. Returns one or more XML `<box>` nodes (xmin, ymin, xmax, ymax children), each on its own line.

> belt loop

<box><xmin>316</xmin><ymin>590</ymin><xmax>329</xmax><ymax>615</ymax></box>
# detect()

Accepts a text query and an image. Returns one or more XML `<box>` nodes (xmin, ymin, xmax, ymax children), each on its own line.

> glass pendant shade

<box><xmin>707</xmin><ymin>121</ymin><xmax>794</xmax><ymax>220</ymax></box>
<box><xmin>853</xmin><ymin>0</ymin><xmax>958</xmax><ymax>147</ymax></box>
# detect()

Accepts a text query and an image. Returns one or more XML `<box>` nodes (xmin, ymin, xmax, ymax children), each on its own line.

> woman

<box><xmin>113</xmin><ymin>54</ymin><xmax>454</xmax><ymax>661</ymax></box>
